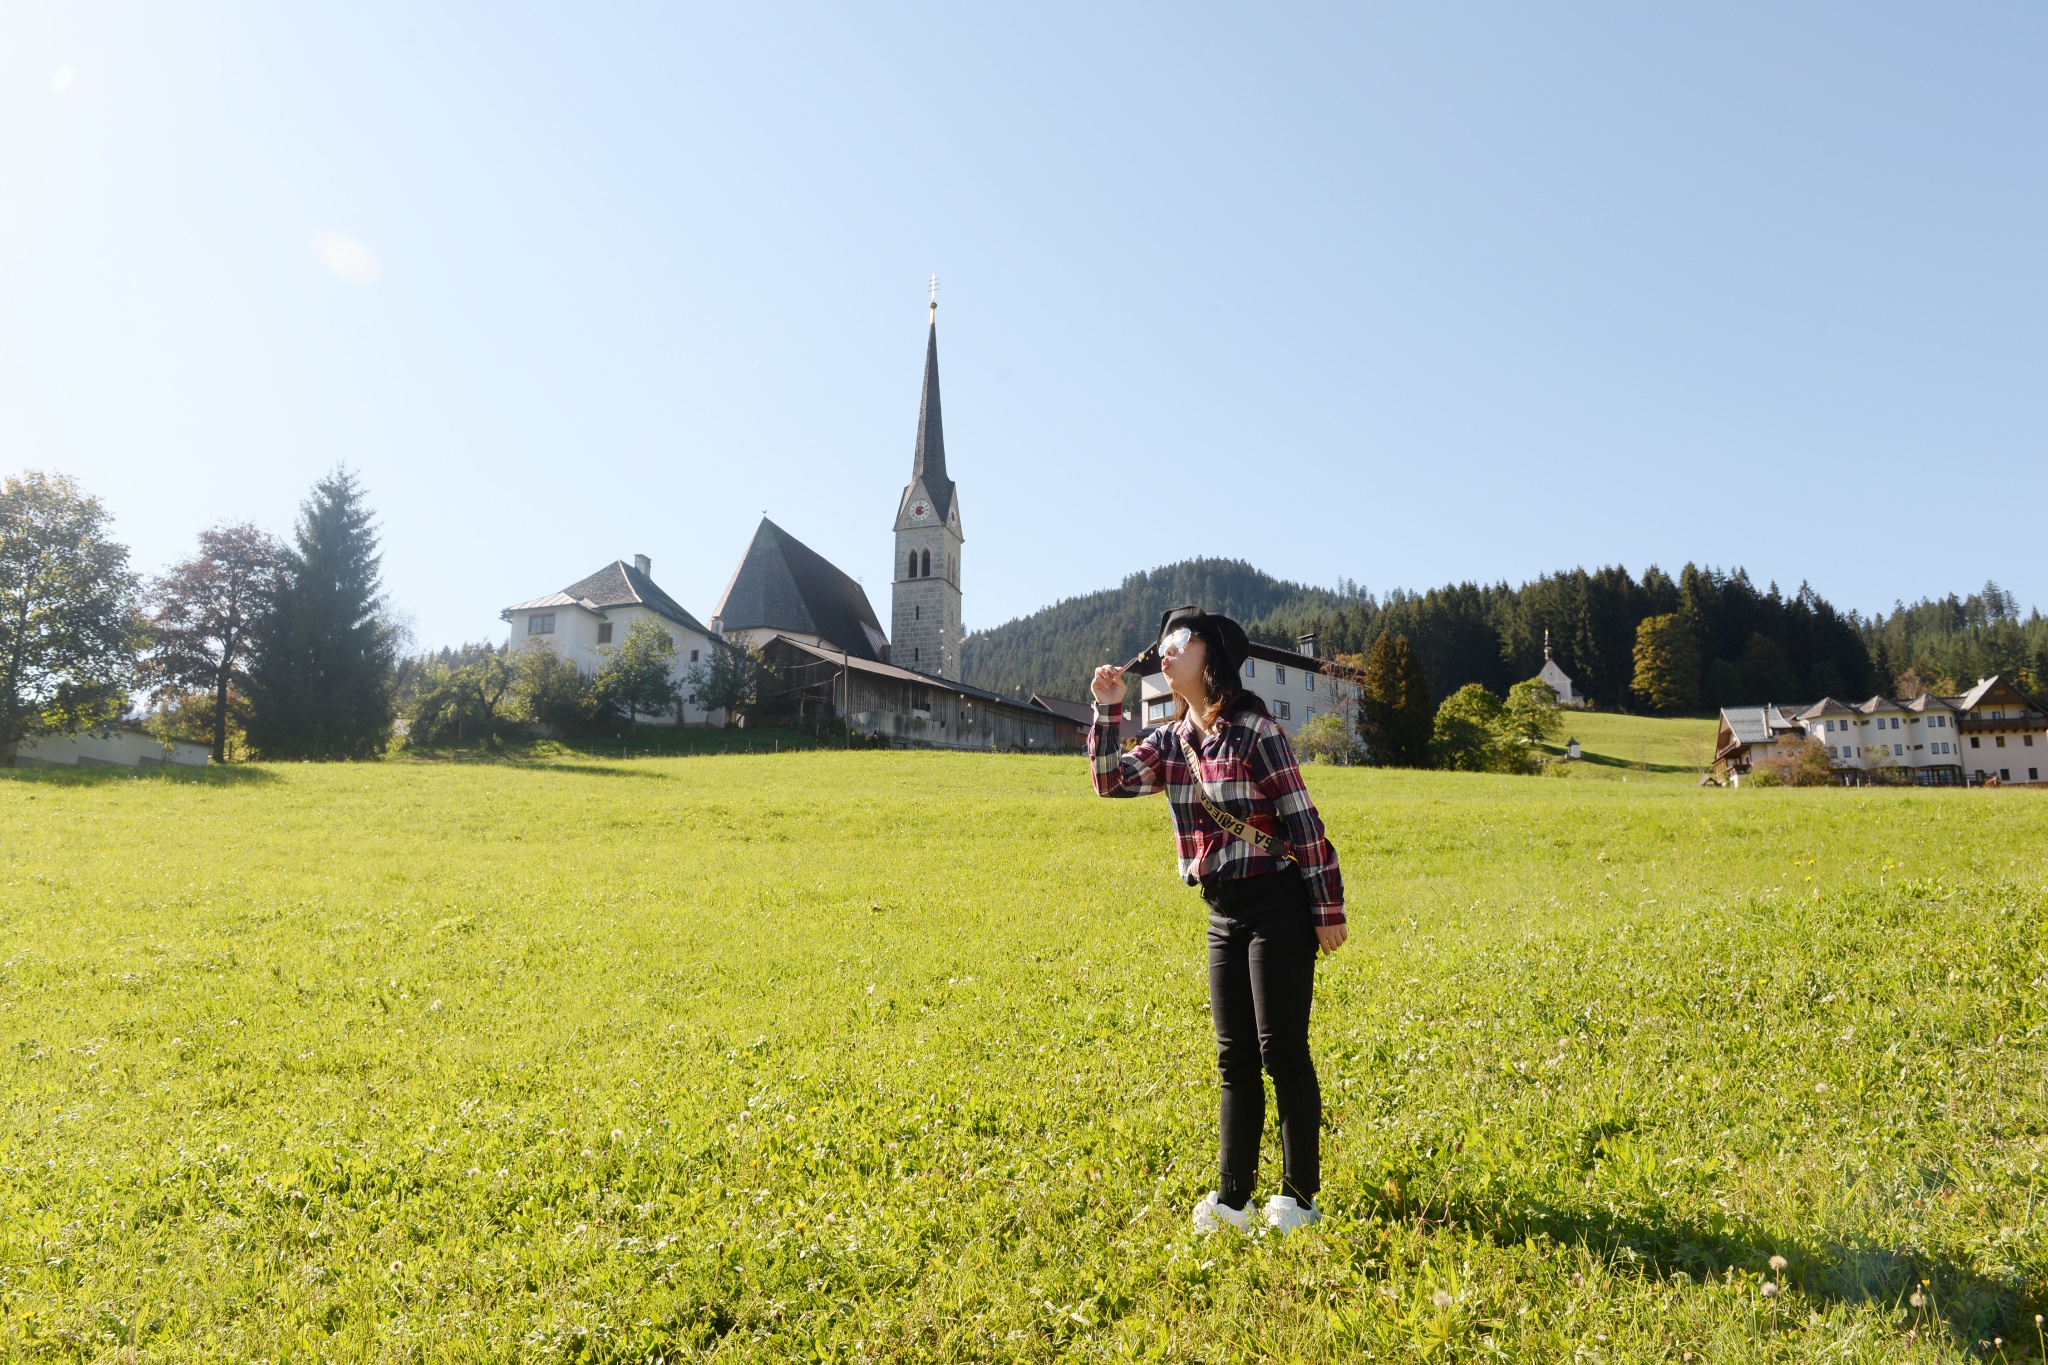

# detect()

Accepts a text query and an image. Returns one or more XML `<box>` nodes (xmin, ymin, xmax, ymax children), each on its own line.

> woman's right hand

<box><xmin>1091</xmin><ymin>664</ymin><xmax>1125</xmax><ymax>705</ymax></box>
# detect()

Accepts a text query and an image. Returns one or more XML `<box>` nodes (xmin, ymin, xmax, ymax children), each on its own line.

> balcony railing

<box><xmin>1956</xmin><ymin>714</ymin><xmax>2048</xmax><ymax>732</ymax></box>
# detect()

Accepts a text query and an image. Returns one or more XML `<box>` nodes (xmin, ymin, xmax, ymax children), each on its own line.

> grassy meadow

<box><xmin>3</xmin><ymin>750</ymin><xmax>2046</xmax><ymax>1362</ymax></box>
<box><xmin>1536</xmin><ymin>712</ymin><xmax>1721</xmax><ymax>784</ymax></box>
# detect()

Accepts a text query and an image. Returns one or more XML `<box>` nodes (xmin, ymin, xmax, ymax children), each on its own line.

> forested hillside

<box><xmin>966</xmin><ymin>559</ymin><xmax>2045</xmax><ymax>714</ymax></box>
<box><xmin>959</xmin><ymin>560</ymin><xmax>1350</xmax><ymax>700</ymax></box>
<box><xmin>1862</xmin><ymin>582</ymin><xmax>2048</xmax><ymax>697</ymax></box>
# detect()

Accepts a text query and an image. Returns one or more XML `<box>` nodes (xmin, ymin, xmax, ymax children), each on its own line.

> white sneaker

<box><xmin>1263</xmin><ymin>1194</ymin><xmax>1321</xmax><ymax>1233</ymax></box>
<box><xmin>1191</xmin><ymin>1191</ymin><xmax>1253</xmax><ymax>1235</ymax></box>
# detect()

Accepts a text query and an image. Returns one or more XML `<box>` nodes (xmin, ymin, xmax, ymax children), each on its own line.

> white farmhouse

<box><xmin>1798</xmin><ymin>694</ymin><xmax>1964</xmax><ymax>782</ymax></box>
<box><xmin>501</xmin><ymin>556</ymin><xmax>729</xmax><ymax>726</ymax></box>
<box><xmin>1951</xmin><ymin>675</ymin><xmax>2048</xmax><ymax>784</ymax></box>
<box><xmin>1716</xmin><ymin>673</ymin><xmax>2043</xmax><ymax>786</ymax></box>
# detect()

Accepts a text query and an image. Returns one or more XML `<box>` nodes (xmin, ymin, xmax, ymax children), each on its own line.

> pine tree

<box><xmin>1630</xmin><ymin>613</ymin><xmax>1702</xmax><ymax>714</ymax></box>
<box><xmin>1361</xmin><ymin>632</ymin><xmax>1433</xmax><ymax>767</ymax></box>
<box><xmin>245</xmin><ymin>470</ymin><xmax>398</xmax><ymax>759</ymax></box>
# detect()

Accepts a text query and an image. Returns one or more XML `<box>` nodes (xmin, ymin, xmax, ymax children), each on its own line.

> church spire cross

<box><xmin>911</xmin><ymin>288</ymin><xmax>950</xmax><ymax>503</ymax></box>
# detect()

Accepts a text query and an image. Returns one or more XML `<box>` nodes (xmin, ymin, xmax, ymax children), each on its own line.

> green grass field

<box><xmin>4</xmin><ymin>753</ymin><xmax>2045</xmax><ymax>1362</ymax></box>
<box><xmin>1536</xmin><ymin>711</ymin><xmax>1722</xmax><ymax>783</ymax></box>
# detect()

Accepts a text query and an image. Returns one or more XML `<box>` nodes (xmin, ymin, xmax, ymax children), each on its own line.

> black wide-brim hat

<box><xmin>1156</xmin><ymin>605</ymin><xmax>1251</xmax><ymax>677</ymax></box>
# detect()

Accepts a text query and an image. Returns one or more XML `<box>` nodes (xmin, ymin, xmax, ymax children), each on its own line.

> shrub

<box><xmin>1431</xmin><ymin>684</ymin><xmax>1535</xmax><ymax>775</ymax></box>
<box><xmin>1294</xmin><ymin>712</ymin><xmax>1364</xmax><ymax>765</ymax></box>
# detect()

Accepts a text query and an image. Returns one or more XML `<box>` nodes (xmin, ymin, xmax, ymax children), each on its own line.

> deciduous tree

<box><xmin>405</xmin><ymin>650</ymin><xmax>515</xmax><ymax>746</ymax></box>
<box><xmin>594</xmin><ymin>619</ymin><xmax>682</xmax><ymax>733</ymax></box>
<box><xmin>245</xmin><ymin>469</ymin><xmax>398</xmax><ymax>760</ymax></box>
<box><xmin>0</xmin><ymin>471</ymin><xmax>143</xmax><ymax>763</ymax></box>
<box><xmin>685</xmin><ymin>642</ymin><xmax>777</xmax><ymax>728</ymax></box>
<box><xmin>508</xmin><ymin>643</ymin><xmax>593</xmax><ymax>734</ymax></box>
<box><xmin>1631</xmin><ymin>613</ymin><xmax>1702</xmax><ymax>714</ymax></box>
<box><xmin>1504</xmin><ymin>677</ymin><xmax>1562</xmax><ymax>745</ymax></box>
<box><xmin>1430</xmin><ymin>683</ymin><xmax>1535</xmax><ymax>774</ymax></box>
<box><xmin>146</xmin><ymin>523</ymin><xmax>283</xmax><ymax>762</ymax></box>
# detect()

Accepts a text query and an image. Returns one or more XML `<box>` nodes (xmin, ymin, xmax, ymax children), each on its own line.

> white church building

<box><xmin>497</xmin><ymin>297</ymin><xmax>1057</xmax><ymax>748</ymax></box>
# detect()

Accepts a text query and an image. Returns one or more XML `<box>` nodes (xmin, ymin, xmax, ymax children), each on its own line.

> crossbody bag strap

<box><xmin>1175</xmin><ymin>722</ymin><xmax>1293</xmax><ymax>864</ymax></box>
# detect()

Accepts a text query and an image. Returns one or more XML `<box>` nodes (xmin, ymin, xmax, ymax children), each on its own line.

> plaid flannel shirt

<box><xmin>1088</xmin><ymin>702</ymin><xmax>1345</xmax><ymax>927</ymax></box>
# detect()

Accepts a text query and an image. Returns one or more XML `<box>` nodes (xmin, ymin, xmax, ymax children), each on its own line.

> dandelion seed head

<box><xmin>1761</xmin><ymin>1282</ymin><xmax>1779</xmax><ymax>1298</ymax></box>
<box><xmin>1768</xmin><ymin>1255</ymin><xmax>1787</xmax><ymax>1272</ymax></box>
<box><xmin>1910</xmin><ymin>1291</ymin><xmax>1926</xmax><ymax>1308</ymax></box>
<box><xmin>1432</xmin><ymin>1289</ymin><xmax>1453</xmax><ymax>1308</ymax></box>
<box><xmin>612</xmin><ymin>1129</ymin><xmax>624</xmax><ymax>1142</ymax></box>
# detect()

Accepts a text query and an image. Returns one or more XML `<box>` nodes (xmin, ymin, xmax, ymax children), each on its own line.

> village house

<box><xmin>1715</xmin><ymin>673</ymin><xmax>2043</xmax><ymax>786</ymax></box>
<box><xmin>1951</xmin><ymin>675</ymin><xmax>2048</xmax><ymax>784</ymax></box>
<box><xmin>500</xmin><ymin>556</ymin><xmax>730</xmax><ymax>726</ymax></box>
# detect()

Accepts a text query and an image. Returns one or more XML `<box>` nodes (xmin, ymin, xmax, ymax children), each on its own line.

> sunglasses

<box><xmin>1158</xmin><ymin>627</ymin><xmax>1194</xmax><ymax>655</ymax></box>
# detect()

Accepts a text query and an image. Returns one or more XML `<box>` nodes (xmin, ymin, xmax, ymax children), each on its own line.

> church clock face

<box><xmin>910</xmin><ymin>500</ymin><xmax>930</xmax><ymax>521</ymax></box>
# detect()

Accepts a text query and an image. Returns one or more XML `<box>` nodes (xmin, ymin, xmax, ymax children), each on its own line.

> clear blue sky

<box><xmin>4</xmin><ymin>3</ymin><xmax>2042</xmax><ymax>651</ymax></box>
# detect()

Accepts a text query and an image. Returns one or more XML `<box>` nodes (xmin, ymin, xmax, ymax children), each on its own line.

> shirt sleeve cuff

<box><xmin>1092</xmin><ymin>702</ymin><xmax>1125</xmax><ymax>723</ymax></box>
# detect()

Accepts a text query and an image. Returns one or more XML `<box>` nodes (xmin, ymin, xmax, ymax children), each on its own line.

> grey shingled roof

<box><xmin>567</xmin><ymin>561</ymin><xmax>717</xmax><ymax>637</ymax></box>
<box><xmin>504</xmin><ymin>560</ymin><xmax>717</xmax><ymax>638</ymax></box>
<box><xmin>1719</xmin><ymin>704</ymin><xmax>1808</xmax><ymax>746</ymax></box>
<box><xmin>712</xmin><ymin>520</ymin><xmax>889</xmax><ymax>662</ymax></box>
<box><xmin>1027</xmin><ymin>694</ymin><xmax>1095</xmax><ymax>725</ymax></box>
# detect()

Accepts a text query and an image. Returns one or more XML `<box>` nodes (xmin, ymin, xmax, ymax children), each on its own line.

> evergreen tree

<box><xmin>1361</xmin><ymin>632</ymin><xmax>1433</xmax><ymax>767</ymax></box>
<box><xmin>1630</xmin><ymin>613</ymin><xmax>1702</xmax><ymax>714</ymax></box>
<box><xmin>245</xmin><ymin>469</ymin><xmax>398</xmax><ymax>759</ymax></box>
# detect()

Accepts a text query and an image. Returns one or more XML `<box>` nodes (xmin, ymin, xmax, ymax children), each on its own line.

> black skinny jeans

<box><xmin>1203</xmin><ymin>868</ymin><xmax>1321</xmax><ymax>1210</ymax></box>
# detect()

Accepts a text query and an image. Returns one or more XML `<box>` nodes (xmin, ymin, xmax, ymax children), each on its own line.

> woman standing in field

<box><xmin>1089</xmin><ymin>607</ymin><xmax>1346</xmax><ymax>1235</ymax></box>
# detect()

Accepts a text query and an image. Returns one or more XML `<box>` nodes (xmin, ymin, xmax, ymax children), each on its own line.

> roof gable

<box><xmin>506</xmin><ymin>561</ymin><xmax>715</xmax><ymax>637</ymax></box>
<box><xmin>712</xmin><ymin>520</ymin><xmax>888</xmax><ymax>662</ymax></box>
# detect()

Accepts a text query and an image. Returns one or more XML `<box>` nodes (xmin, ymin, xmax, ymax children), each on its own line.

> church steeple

<box><xmin>891</xmin><ymin>278</ymin><xmax>964</xmax><ymax>680</ymax></box>
<box><xmin>911</xmin><ymin>297</ymin><xmax>955</xmax><ymax>522</ymax></box>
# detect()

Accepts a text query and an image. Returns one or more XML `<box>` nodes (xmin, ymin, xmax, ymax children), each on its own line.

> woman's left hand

<box><xmin>1317</xmin><ymin>924</ymin><xmax>1347</xmax><ymax>954</ymax></box>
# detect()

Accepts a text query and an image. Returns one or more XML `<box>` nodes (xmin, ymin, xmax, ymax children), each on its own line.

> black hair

<box><xmin>1171</xmin><ymin>627</ymin><xmax>1271</xmax><ymax>728</ymax></box>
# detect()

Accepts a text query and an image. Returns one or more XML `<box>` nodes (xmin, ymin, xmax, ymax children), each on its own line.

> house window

<box><xmin>1971</xmin><ymin>736</ymin><xmax>1981</xmax><ymax>748</ymax></box>
<box><xmin>1275</xmin><ymin>700</ymin><xmax>1291</xmax><ymax>721</ymax></box>
<box><xmin>529</xmin><ymin>614</ymin><xmax>555</xmax><ymax>635</ymax></box>
<box><xmin>2001</xmin><ymin>768</ymin><xmax>2011</xmax><ymax>781</ymax></box>
<box><xmin>596</xmin><ymin>623</ymin><xmax>613</xmax><ymax>644</ymax></box>
<box><xmin>690</xmin><ymin>649</ymin><xmax>700</xmax><ymax>663</ymax></box>
<box><xmin>1146</xmin><ymin>697</ymin><xmax>1174</xmax><ymax>722</ymax></box>
<box><xmin>1996</xmin><ymin>735</ymin><xmax>2006</xmax><ymax>748</ymax></box>
<box><xmin>1306</xmin><ymin>708</ymin><xmax>1315</xmax><ymax>722</ymax></box>
<box><xmin>907</xmin><ymin>551</ymin><xmax>918</xmax><ymax>578</ymax></box>
<box><xmin>1244</xmin><ymin>660</ymin><xmax>1255</xmax><ymax>678</ymax></box>
<box><xmin>1275</xmin><ymin>665</ymin><xmax>1288</xmax><ymax>685</ymax></box>
<box><xmin>921</xmin><ymin>549</ymin><xmax>931</xmax><ymax>577</ymax></box>
<box><xmin>2026</xmin><ymin>735</ymin><xmax>2035</xmax><ymax>747</ymax></box>
<box><xmin>1304</xmin><ymin>672</ymin><xmax>1315</xmax><ymax>691</ymax></box>
<box><xmin>1893</xmin><ymin>744</ymin><xmax>1903</xmax><ymax>756</ymax></box>
<box><xmin>2031</xmin><ymin>768</ymin><xmax>2040</xmax><ymax>781</ymax></box>
<box><xmin>661</xmin><ymin>634</ymin><xmax>674</xmax><ymax>650</ymax></box>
